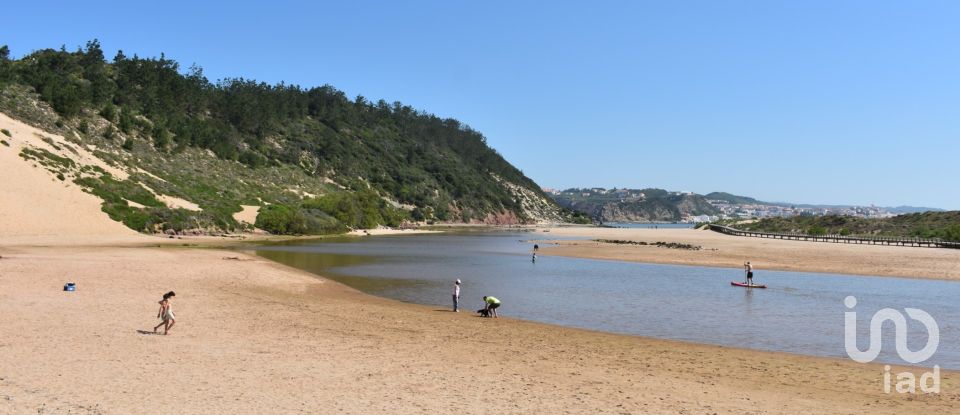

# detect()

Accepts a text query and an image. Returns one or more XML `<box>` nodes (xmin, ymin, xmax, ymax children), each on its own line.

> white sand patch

<box><xmin>382</xmin><ymin>196</ymin><xmax>415</xmax><ymax>210</ymax></box>
<box><xmin>133</xmin><ymin>181</ymin><xmax>201</xmax><ymax>211</ymax></box>
<box><xmin>135</xmin><ymin>168</ymin><xmax>167</xmax><ymax>183</ymax></box>
<box><xmin>233</xmin><ymin>205</ymin><xmax>260</xmax><ymax>224</ymax></box>
<box><xmin>156</xmin><ymin>194</ymin><xmax>202</xmax><ymax>211</ymax></box>
<box><xmin>0</xmin><ymin>112</ymin><xmax>136</xmax><ymax>237</ymax></box>
<box><xmin>125</xmin><ymin>199</ymin><xmax>146</xmax><ymax>209</ymax></box>
<box><xmin>322</xmin><ymin>177</ymin><xmax>346</xmax><ymax>189</ymax></box>
<box><xmin>288</xmin><ymin>187</ymin><xmax>317</xmax><ymax>199</ymax></box>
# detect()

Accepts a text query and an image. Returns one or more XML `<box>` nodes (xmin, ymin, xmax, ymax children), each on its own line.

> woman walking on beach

<box><xmin>153</xmin><ymin>291</ymin><xmax>176</xmax><ymax>335</ymax></box>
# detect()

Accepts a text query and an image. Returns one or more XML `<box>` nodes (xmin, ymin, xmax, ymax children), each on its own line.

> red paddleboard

<box><xmin>731</xmin><ymin>281</ymin><xmax>767</xmax><ymax>289</ymax></box>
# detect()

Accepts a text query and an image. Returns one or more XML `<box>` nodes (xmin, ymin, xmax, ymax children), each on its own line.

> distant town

<box><xmin>544</xmin><ymin>187</ymin><xmax>914</xmax><ymax>224</ymax></box>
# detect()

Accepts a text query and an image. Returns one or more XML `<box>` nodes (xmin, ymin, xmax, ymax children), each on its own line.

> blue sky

<box><xmin>3</xmin><ymin>1</ymin><xmax>958</xmax><ymax>208</ymax></box>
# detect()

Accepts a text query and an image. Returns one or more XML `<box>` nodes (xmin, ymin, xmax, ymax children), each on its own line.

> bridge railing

<box><xmin>707</xmin><ymin>224</ymin><xmax>960</xmax><ymax>249</ymax></box>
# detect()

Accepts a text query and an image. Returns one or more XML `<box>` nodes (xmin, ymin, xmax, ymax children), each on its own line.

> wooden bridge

<box><xmin>707</xmin><ymin>224</ymin><xmax>960</xmax><ymax>249</ymax></box>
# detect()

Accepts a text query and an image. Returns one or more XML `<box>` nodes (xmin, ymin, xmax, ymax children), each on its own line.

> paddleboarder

<box><xmin>744</xmin><ymin>261</ymin><xmax>754</xmax><ymax>285</ymax></box>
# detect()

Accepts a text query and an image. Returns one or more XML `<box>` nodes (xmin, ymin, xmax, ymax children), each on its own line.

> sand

<box><xmin>0</xmin><ymin>113</ymin><xmax>136</xmax><ymax>239</ymax></box>
<box><xmin>537</xmin><ymin>226</ymin><xmax>960</xmax><ymax>281</ymax></box>
<box><xmin>1</xmin><ymin>244</ymin><xmax>957</xmax><ymax>414</ymax></box>
<box><xmin>347</xmin><ymin>227</ymin><xmax>442</xmax><ymax>236</ymax></box>
<box><xmin>232</xmin><ymin>205</ymin><xmax>261</xmax><ymax>224</ymax></box>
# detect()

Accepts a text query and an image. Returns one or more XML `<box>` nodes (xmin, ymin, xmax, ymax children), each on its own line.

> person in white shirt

<box><xmin>452</xmin><ymin>279</ymin><xmax>461</xmax><ymax>312</ymax></box>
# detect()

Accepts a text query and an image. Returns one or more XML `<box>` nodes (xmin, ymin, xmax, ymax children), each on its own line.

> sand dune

<box><xmin>0</xmin><ymin>113</ymin><xmax>135</xmax><ymax>238</ymax></box>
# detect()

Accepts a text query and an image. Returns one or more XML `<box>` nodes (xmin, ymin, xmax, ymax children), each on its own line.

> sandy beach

<box><xmin>3</xmin><ymin>114</ymin><xmax>959</xmax><ymax>413</ymax></box>
<box><xmin>538</xmin><ymin>226</ymin><xmax>960</xmax><ymax>281</ymax></box>
<box><xmin>1</xmin><ymin>241</ymin><xmax>958</xmax><ymax>414</ymax></box>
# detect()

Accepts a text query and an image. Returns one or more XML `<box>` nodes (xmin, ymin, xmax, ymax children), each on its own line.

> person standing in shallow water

<box><xmin>154</xmin><ymin>291</ymin><xmax>176</xmax><ymax>335</ymax></box>
<box><xmin>452</xmin><ymin>279</ymin><xmax>461</xmax><ymax>312</ymax></box>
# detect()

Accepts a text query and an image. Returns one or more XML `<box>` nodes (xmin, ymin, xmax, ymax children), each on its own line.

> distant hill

<box><xmin>707</xmin><ymin>192</ymin><xmax>942</xmax><ymax>214</ymax></box>
<box><xmin>0</xmin><ymin>41</ymin><xmax>570</xmax><ymax>235</ymax></box>
<box><xmin>875</xmin><ymin>206</ymin><xmax>943</xmax><ymax>214</ymax></box>
<box><xmin>555</xmin><ymin>186</ymin><xmax>946</xmax><ymax>224</ymax></box>
<box><xmin>758</xmin><ymin>202</ymin><xmax>943</xmax><ymax>213</ymax></box>
<box><xmin>551</xmin><ymin>188</ymin><xmax>719</xmax><ymax>223</ymax></box>
<box><xmin>703</xmin><ymin>192</ymin><xmax>764</xmax><ymax>205</ymax></box>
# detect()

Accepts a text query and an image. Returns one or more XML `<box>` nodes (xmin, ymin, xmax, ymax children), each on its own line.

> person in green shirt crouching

<box><xmin>482</xmin><ymin>296</ymin><xmax>501</xmax><ymax>318</ymax></box>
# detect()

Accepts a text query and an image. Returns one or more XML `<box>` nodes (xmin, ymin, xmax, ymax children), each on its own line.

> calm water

<box><xmin>603</xmin><ymin>222</ymin><xmax>695</xmax><ymax>229</ymax></box>
<box><xmin>252</xmin><ymin>232</ymin><xmax>960</xmax><ymax>368</ymax></box>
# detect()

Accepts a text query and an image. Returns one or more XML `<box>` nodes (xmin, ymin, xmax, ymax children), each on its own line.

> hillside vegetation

<box><xmin>703</xmin><ymin>192</ymin><xmax>764</xmax><ymax>205</ymax></box>
<box><xmin>0</xmin><ymin>41</ymin><xmax>567</xmax><ymax>234</ymax></box>
<box><xmin>733</xmin><ymin>212</ymin><xmax>960</xmax><ymax>242</ymax></box>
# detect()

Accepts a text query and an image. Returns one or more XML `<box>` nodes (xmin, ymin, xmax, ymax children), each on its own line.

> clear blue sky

<box><xmin>3</xmin><ymin>1</ymin><xmax>958</xmax><ymax>208</ymax></box>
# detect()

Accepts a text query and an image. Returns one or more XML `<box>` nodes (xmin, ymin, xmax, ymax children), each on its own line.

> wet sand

<box><xmin>538</xmin><ymin>226</ymin><xmax>960</xmax><ymax>281</ymax></box>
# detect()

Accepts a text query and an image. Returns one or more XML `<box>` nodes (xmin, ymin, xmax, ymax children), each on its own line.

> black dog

<box><xmin>476</xmin><ymin>308</ymin><xmax>491</xmax><ymax>317</ymax></box>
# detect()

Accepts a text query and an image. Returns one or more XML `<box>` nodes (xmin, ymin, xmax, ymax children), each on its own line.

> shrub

<box><xmin>302</xmin><ymin>189</ymin><xmax>408</xmax><ymax>229</ymax></box>
<box><xmin>118</xmin><ymin>109</ymin><xmax>134</xmax><ymax>134</ymax></box>
<box><xmin>1</xmin><ymin>128</ymin><xmax>10</xmax><ymax>137</ymax></box>
<box><xmin>255</xmin><ymin>204</ymin><xmax>307</xmax><ymax>234</ymax></box>
<box><xmin>100</xmin><ymin>203</ymin><xmax>152</xmax><ymax>232</ymax></box>
<box><xmin>253</xmin><ymin>202</ymin><xmax>351</xmax><ymax>235</ymax></box>
<box><xmin>941</xmin><ymin>224</ymin><xmax>960</xmax><ymax>242</ymax></box>
<box><xmin>807</xmin><ymin>226</ymin><xmax>827</xmax><ymax>236</ymax></box>
<box><xmin>20</xmin><ymin>147</ymin><xmax>75</xmax><ymax>169</ymax></box>
<box><xmin>100</xmin><ymin>104</ymin><xmax>116</xmax><ymax>122</ymax></box>
<box><xmin>152</xmin><ymin>124</ymin><xmax>169</xmax><ymax>149</ymax></box>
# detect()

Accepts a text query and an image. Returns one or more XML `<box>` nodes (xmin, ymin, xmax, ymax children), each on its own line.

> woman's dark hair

<box><xmin>163</xmin><ymin>291</ymin><xmax>176</xmax><ymax>300</ymax></box>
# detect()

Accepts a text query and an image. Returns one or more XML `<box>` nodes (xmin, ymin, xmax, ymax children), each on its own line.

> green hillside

<box><xmin>735</xmin><ymin>212</ymin><xmax>960</xmax><ymax>241</ymax></box>
<box><xmin>703</xmin><ymin>192</ymin><xmax>764</xmax><ymax>205</ymax></box>
<box><xmin>0</xmin><ymin>41</ymin><xmax>567</xmax><ymax>234</ymax></box>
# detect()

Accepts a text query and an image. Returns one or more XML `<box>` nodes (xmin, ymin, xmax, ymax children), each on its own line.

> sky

<box><xmin>3</xmin><ymin>1</ymin><xmax>959</xmax><ymax>209</ymax></box>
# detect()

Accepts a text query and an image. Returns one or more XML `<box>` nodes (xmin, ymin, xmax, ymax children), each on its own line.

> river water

<box><xmin>252</xmin><ymin>231</ymin><xmax>960</xmax><ymax>369</ymax></box>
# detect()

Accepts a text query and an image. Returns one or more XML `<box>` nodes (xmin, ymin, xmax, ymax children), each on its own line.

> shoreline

<box><xmin>535</xmin><ymin>226</ymin><xmax>960</xmax><ymax>281</ymax></box>
<box><xmin>246</xmin><ymin>246</ymin><xmax>952</xmax><ymax>370</ymax></box>
<box><xmin>2</xmin><ymin>235</ymin><xmax>958</xmax><ymax>413</ymax></box>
